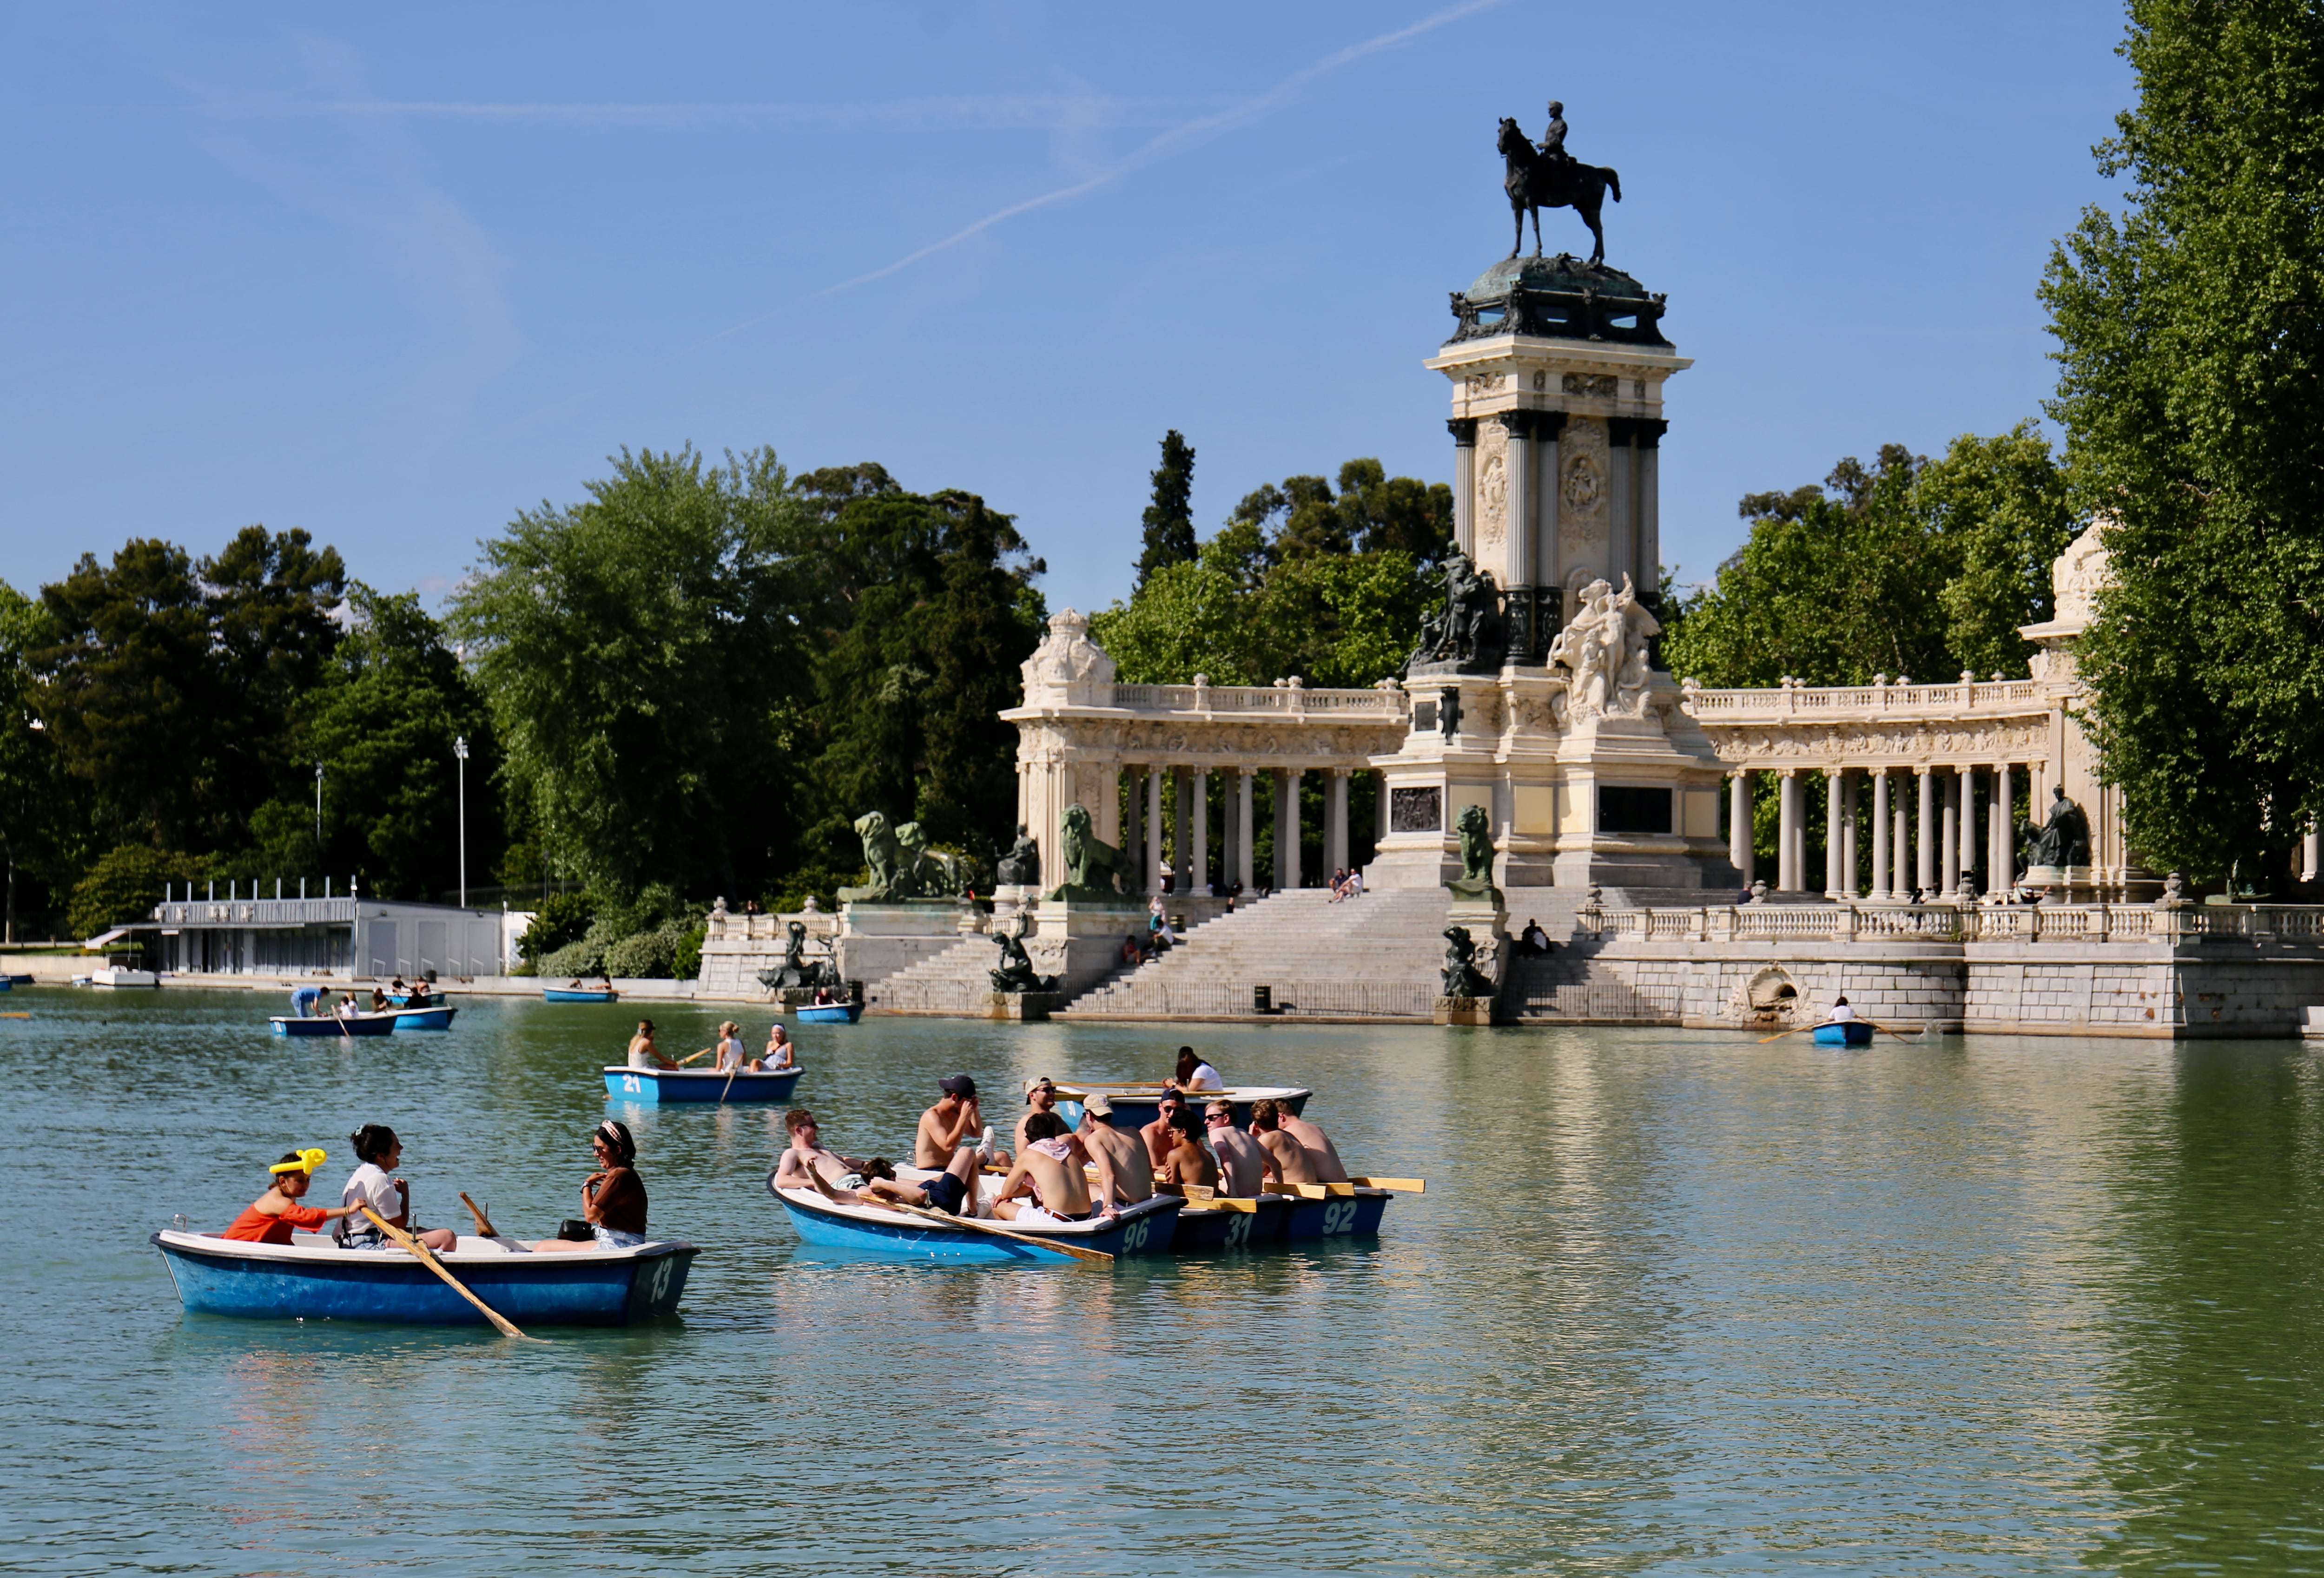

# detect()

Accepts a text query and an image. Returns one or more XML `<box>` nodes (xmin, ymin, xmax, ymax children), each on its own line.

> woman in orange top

<box><xmin>224</xmin><ymin>1149</ymin><xmax>366</xmax><ymax>1245</ymax></box>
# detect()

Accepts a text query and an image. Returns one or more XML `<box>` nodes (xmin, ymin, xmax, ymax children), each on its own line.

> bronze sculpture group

<box><xmin>1499</xmin><ymin>101</ymin><xmax>1621</xmax><ymax>263</ymax></box>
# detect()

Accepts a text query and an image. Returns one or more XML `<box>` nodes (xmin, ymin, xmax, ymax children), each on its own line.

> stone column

<box><xmin>1916</xmin><ymin>767</ymin><xmax>1937</xmax><ymax>899</ymax></box>
<box><xmin>1823</xmin><ymin>770</ymin><xmax>1843</xmax><ymax>899</ymax></box>
<box><xmin>1501</xmin><ymin>412</ymin><xmax>1538</xmax><ymax>663</ymax></box>
<box><xmin>1607</xmin><ymin>422</ymin><xmax>1635</xmax><ymax>602</ymax></box>
<box><xmin>1145</xmin><ymin>768</ymin><xmax>1165</xmax><ymax>895</ymax></box>
<box><xmin>1232</xmin><ymin>770</ymin><xmax>1255</xmax><ymax>892</ymax></box>
<box><xmin>1893</xmin><ymin>786</ymin><xmax>1911</xmax><ymax>901</ymax></box>
<box><xmin>1871</xmin><ymin>768</ymin><xmax>1891</xmax><ymax>900</ymax></box>
<box><xmin>1325</xmin><ymin>769</ymin><xmax>1351</xmax><ymax>876</ymax></box>
<box><xmin>1991</xmin><ymin>761</ymin><xmax>2014</xmax><ymax>892</ymax></box>
<box><xmin>1537</xmin><ymin>412</ymin><xmax>1567</xmax><ymax>639</ymax></box>
<box><xmin>1777</xmin><ymin>769</ymin><xmax>1802</xmax><ymax>893</ymax></box>
<box><xmin>2305</xmin><ymin>822</ymin><xmax>2321</xmax><ymax>885</ymax></box>
<box><xmin>1275</xmin><ymin>769</ymin><xmax>1301</xmax><ymax>889</ymax></box>
<box><xmin>1192</xmin><ymin>769</ymin><xmax>1211</xmax><ymax>896</ymax></box>
<box><xmin>1941</xmin><ymin>770</ymin><xmax>1962</xmax><ymax>899</ymax></box>
<box><xmin>1841</xmin><ymin>772</ymin><xmax>1860</xmax><ymax>898</ymax></box>
<box><xmin>1121</xmin><ymin>767</ymin><xmax>1142</xmax><ymax>893</ymax></box>
<box><xmin>1173</xmin><ymin>769</ymin><xmax>1193</xmax><ymax>894</ymax></box>
<box><xmin>1449</xmin><ymin>419</ymin><xmax>1478</xmax><ymax>557</ymax></box>
<box><xmin>1635</xmin><ymin>421</ymin><xmax>1666</xmax><ymax>601</ymax></box>
<box><xmin>1729</xmin><ymin>770</ymin><xmax>1754</xmax><ymax>887</ymax></box>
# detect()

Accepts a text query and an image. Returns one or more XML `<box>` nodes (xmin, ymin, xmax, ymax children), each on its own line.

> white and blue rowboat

<box><xmin>793</xmin><ymin>1000</ymin><xmax>863</xmax><ymax>1024</ymax></box>
<box><xmin>1811</xmin><ymin>1021</ymin><xmax>1875</xmax><ymax>1046</ymax></box>
<box><xmin>150</xmin><ymin>1230</ymin><xmax>696</xmax><ymax>1326</ymax></box>
<box><xmin>1052</xmin><ymin>1084</ymin><xmax>1312</xmax><ymax>1134</ymax></box>
<box><xmin>544</xmin><ymin>986</ymin><xmax>618</xmax><ymax>1003</ymax></box>
<box><xmin>386</xmin><ymin>989</ymin><xmax>442</xmax><ymax>1008</ymax></box>
<box><xmin>271</xmin><ymin>1011</ymin><xmax>399</xmax><ymax>1037</ymax></box>
<box><xmin>393</xmin><ymin>1005</ymin><xmax>457</xmax><ymax>1030</ymax></box>
<box><xmin>603</xmin><ymin>1064</ymin><xmax>804</xmax><ymax>1104</ymax></box>
<box><xmin>768</xmin><ymin>1175</ymin><xmax>1182</xmax><ymax>1262</ymax></box>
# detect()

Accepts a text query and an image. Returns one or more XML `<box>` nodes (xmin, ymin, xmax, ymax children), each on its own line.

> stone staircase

<box><xmin>865</xmin><ymin>927</ymin><xmax>1008</xmax><ymax>1015</ymax></box>
<box><xmin>1059</xmin><ymin>888</ymin><xmax>1455</xmax><ymax>1020</ymax></box>
<box><xmin>1498</xmin><ymin>946</ymin><xmax>1682</xmax><ymax>1023</ymax></box>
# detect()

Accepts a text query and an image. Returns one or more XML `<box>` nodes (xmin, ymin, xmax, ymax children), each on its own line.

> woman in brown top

<box><xmin>530</xmin><ymin>1120</ymin><xmax>650</xmax><ymax>1252</ymax></box>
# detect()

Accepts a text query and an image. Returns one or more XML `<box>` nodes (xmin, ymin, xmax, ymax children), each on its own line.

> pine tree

<box><xmin>2041</xmin><ymin>0</ymin><xmax>2324</xmax><ymax>881</ymax></box>
<box><xmin>1133</xmin><ymin>430</ymin><xmax>1197</xmax><ymax>589</ymax></box>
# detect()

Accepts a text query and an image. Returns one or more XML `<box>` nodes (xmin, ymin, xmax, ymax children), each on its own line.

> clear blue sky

<box><xmin>0</xmin><ymin>1</ymin><xmax>2133</xmax><ymax>618</ymax></box>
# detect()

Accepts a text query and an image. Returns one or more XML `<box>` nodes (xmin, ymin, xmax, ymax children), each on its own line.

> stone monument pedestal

<box><xmin>2023</xmin><ymin>864</ymin><xmax>2099</xmax><ymax>902</ymax></box>
<box><xmin>1025</xmin><ymin>899</ymin><xmax>1140</xmax><ymax>999</ymax></box>
<box><xmin>835</xmin><ymin>901</ymin><xmax>980</xmax><ymax>986</ymax></box>
<box><xmin>984</xmin><ymin>990</ymin><xmax>1060</xmax><ymax>1022</ymax></box>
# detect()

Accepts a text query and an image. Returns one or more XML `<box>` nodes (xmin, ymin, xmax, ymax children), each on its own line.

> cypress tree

<box><xmin>2041</xmin><ymin>0</ymin><xmax>2324</xmax><ymax>881</ymax></box>
<box><xmin>1134</xmin><ymin>430</ymin><xmax>1197</xmax><ymax>589</ymax></box>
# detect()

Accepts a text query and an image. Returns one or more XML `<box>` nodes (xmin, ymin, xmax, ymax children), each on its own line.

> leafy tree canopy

<box><xmin>2041</xmin><ymin>0</ymin><xmax>2324</xmax><ymax>879</ymax></box>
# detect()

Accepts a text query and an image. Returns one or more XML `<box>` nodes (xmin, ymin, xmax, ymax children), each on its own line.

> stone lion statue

<box><xmin>1454</xmin><ymin>802</ymin><xmax>1494</xmax><ymax>884</ymax></box>
<box><xmin>852</xmin><ymin>811</ymin><xmax>905</xmax><ymax>896</ymax></box>
<box><xmin>895</xmin><ymin>820</ymin><xmax>965</xmax><ymax>896</ymax></box>
<box><xmin>1046</xmin><ymin>802</ymin><xmax>1136</xmax><ymax>903</ymax></box>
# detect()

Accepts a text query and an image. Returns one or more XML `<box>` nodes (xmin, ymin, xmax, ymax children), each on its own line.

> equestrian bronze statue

<box><xmin>1498</xmin><ymin>102</ymin><xmax>1622</xmax><ymax>263</ymax></box>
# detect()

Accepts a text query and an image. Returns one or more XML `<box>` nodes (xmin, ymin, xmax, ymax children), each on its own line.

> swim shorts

<box><xmin>918</xmin><ymin>1172</ymin><xmax>968</xmax><ymax>1215</ymax></box>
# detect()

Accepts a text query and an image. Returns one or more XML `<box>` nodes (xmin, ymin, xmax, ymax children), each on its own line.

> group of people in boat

<box><xmin>223</xmin><ymin>1120</ymin><xmax>652</xmax><ymax>1252</ymax></box>
<box><xmin>775</xmin><ymin>1044</ymin><xmax>1347</xmax><ymax>1227</ymax></box>
<box><xmin>622</xmin><ymin>1018</ymin><xmax>797</xmax><ymax>1073</ymax></box>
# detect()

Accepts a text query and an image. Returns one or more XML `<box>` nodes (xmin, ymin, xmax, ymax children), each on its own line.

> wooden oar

<box><xmin>800</xmin><ymin>1168</ymin><xmax>1112</xmax><ymax>1265</ymax></box>
<box><xmin>458</xmin><ymin>1192</ymin><xmax>500</xmax><ymax>1237</ymax></box>
<box><xmin>675</xmin><ymin>1046</ymin><xmax>717</xmax><ymax>1066</ymax></box>
<box><xmin>0</xmin><ymin>1012</ymin><xmax>28</xmax><ymax>1019</ymax></box>
<box><xmin>357</xmin><ymin>1205</ymin><xmax>535</xmax><ymax>1339</ymax></box>
<box><xmin>1865</xmin><ymin>1019</ymin><xmax>1926</xmax><ymax>1041</ymax></box>
<box><xmin>719</xmin><ymin>1059</ymin><xmax>740</xmax><ymax>1102</ymax></box>
<box><xmin>1348</xmin><ymin>1176</ymin><xmax>1425</xmax><ymax>1193</ymax></box>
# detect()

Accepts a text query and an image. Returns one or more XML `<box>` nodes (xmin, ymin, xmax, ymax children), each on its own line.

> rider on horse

<box><xmin>1539</xmin><ymin>100</ymin><xmax>1573</xmax><ymax>170</ymax></box>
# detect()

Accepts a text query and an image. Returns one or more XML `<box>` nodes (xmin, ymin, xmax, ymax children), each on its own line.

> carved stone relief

<box><xmin>1561</xmin><ymin>372</ymin><xmax>1619</xmax><ymax>397</ymax></box>
<box><xmin>1558</xmin><ymin>416</ymin><xmax>1608</xmax><ymax>555</ymax></box>
<box><xmin>1474</xmin><ymin>420</ymin><xmax>1509</xmax><ymax>557</ymax></box>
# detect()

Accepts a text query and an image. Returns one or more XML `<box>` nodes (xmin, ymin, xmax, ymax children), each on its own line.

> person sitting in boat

<box><xmin>1249</xmin><ymin>1100</ymin><xmax>1321</xmax><ymax>1186</ymax></box>
<box><xmin>751</xmin><ymin>1023</ymin><xmax>795</xmax><ymax>1072</ymax></box>
<box><xmin>369</xmin><ymin>986</ymin><xmax>391</xmax><ymax>1013</ymax></box>
<box><xmin>595</xmin><ymin>974</ymin><xmax>614</xmax><ymax>993</ymax></box>
<box><xmin>1828</xmin><ymin>995</ymin><xmax>1860</xmax><ymax>1024</ymax></box>
<box><xmin>1016</xmin><ymin>1076</ymin><xmax>1062</xmax><ymax>1155</ymax></box>
<box><xmin>223</xmin><ymin>1148</ymin><xmax>367</xmax><ymax>1244</ymax></box>
<box><xmin>1157</xmin><ymin>1108</ymin><xmax>1220</xmax><ymax>1191</ymax></box>
<box><xmin>335</xmin><ymin>1125</ymin><xmax>457</xmax><ymax>1252</ymax></box>
<box><xmin>990</xmin><ymin>1111</ymin><xmax>1097</xmax><ymax>1226</ymax></box>
<box><xmin>567</xmin><ymin>979</ymin><xmax>585</xmax><ymax>990</ymax></box>
<box><xmin>774</xmin><ymin>1109</ymin><xmax>875</xmax><ymax>1196</ymax></box>
<box><xmin>627</xmin><ymin>1019</ymin><xmax>677</xmax><ymax>1071</ymax></box>
<box><xmin>1204</xmin><ymin>1099</ymin><xmax>1279</xmax><ymax>1197</ymax></box>
<box><xmin>1140</xmin><ymin>1089</ymin><xmax>1191</xmax><ymax>1169</ymax></box>
<box><xmin>1075</xmin><ymin>1095</ymin><xmax>1152</xmax><ymax>1217</ymax></box>
<box><xmin>530</xmin><ymin>1120</ymin><xmax>648</xmax><ymax>1253</ymax></box>
<box><xmin>1174</xmin><ymin>1046</ymin><xmax>1224</xmax><ymax>1092</ymax></box>
<box><xmin>335</xmin><ymin>993</ymin><xmax>361</xmax><ymax>1019</ymax></box>
<box><xmin>915</xmin><ymin>1074</ymin><xmax>1003</xmax><ymax>1170</ymax></box>
<box><xmin>1275</xmin><ymin>1101</ymin><xmax>1350</xmax><ymax>1184</ymax></box>
<box><xmin>389</xmin><ymin>975</ymin><xmax>410</xmax><ymax>997</ymax></box>
<box><xmin>709</xmin><ymin>1021</ymin><xmax>748</xmax><ymax>1073</ymax></box>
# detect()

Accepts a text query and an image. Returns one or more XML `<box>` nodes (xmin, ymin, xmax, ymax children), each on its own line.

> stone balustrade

<box><xmin>702</xmin><ymin>911</ymin><xmax>838</xmax><ymax>944</ymax></box>
<box><xmin>1582</xmin><ymin>902</ymin><xmax>2324</xmax><ymax>946</ymax></box>
<box><xmin>1110</xmin><ymin>681</ymin><xmax>1407</xmax><ymax>717</ymax></box>
<box><xmin>1681</xmin><ymin>675</ymin><xmax>2046</xmax><ymax>720</ymax></box>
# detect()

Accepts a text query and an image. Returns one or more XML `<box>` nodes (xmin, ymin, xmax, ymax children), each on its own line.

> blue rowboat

<box><xmin>1276</xmin><ymin>1185</ymin><xmax>1392</xmax><ymax>1241</ymax></box>
<box><xmin>393</xmin><ymin>1006</ymin><xmax>457</xmax><ymax>1031</ymax></box>
<box><xmin>0</xmin><ymin>976</ymin><xmax>11</xmax><ymax>992</ymax></box>
<box><xmin>768</xmin><ymin>1177</ymin><xmax>1182</xmax><ymax>1262</ymax></box>
<box><xmin>151</xmin><ymin>1230</ymin><xmax>696</xmax><ymax>1326</ymax></box>
<box><xmin>3</xmin><ymin>973</ymin><xmax>27</xmax><ymax>986</ymax></box>
<box><xmin>793</xmin><ymin>1001</ymin><xmax>862</xmax><ymax>1024</ymax></box>
<box><xmin>271</xmin><ymin>1012</ymin><xmax>398</xmax><ymax>1037</ymax></box>
<box><xmin>603</xmin><ymin>1065</ymin><xmax>803</xmax><ymax>1104</ymax></box>
<box><xmin>1054</xmin><ymin>1084</ymin><xmax>1311</xmax><ymax>1134</ymax></box>
<box><xmin>1811</xmin><ymin>1021</ymin><xmax>1875</xmax><ymax>1047</ymax></box>
<box><xmin>1170</xmin><ymin>1193</ymin><xmax>1288</xmax><ymax>1251</ymax></box>
<box><xmin>386</xmin><ymin>990</ymin><xmax>442</xmax><ymax>1008</ymax></box>
<box><xmin>544</xmin><ymin>987</ymin><xmax>618</xmax><ymax>1003</ymax></box>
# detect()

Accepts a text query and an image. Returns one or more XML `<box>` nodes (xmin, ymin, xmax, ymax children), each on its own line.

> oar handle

<box><xmin>358</xmin><ymin>1205</ymin><xmax>534</xmax><ymax>1339</ymax></box>
<box><xmin>458</xmin><ymin>1191</ymin><xmax>499</xmax><ymax>1237</ymax></box>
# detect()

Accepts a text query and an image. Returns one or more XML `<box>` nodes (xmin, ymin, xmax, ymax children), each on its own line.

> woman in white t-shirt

<box><xmin>335</xmin><ymin>1124</ymin><xmax>457</xmax><ymax>1252</ymax></box>
<box><xmin>712</xmin><ymin>1022</ymin><xmax>747</xmax><ymax>1073</ymax></box>
<box><xmin>1174</xmin><ymin>1045</ymin><xmax>1224</xmax><ymax>1092</ymax></box>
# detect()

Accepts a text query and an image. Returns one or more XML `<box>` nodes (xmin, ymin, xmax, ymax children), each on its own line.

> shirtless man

<box><xmin>1157</xmin><ymin>1109</ymin><xmax>1219</xmax><ymax>1190</ymax></box>
<box><xmin>991</xmin><ymin>1111</ymin><xmax>1094</xmax><ymax>1225</ymax></box>
<box><xmin>1249</xmin><ymin>1099</ymin><xmax>1320</xmax><ymax>1186</ymax></box>
<box><xmin>1015</xmin><ymin>1076</ymin><xmax>1061</xmax><ymax>1155</ymax></box>
<box><xmin>771</xmin><ymin>1109</ymin><xmax>871</xmax><ymax>1197</ymax></box>
<box><xmin>1140</xmin><ymin>1089</ymin><xmax>1189</xmax><ymax>1169</ymax></box>
<box><xmin>1277</xmin><ymin>1104</ymin><xmax>1350</xmax><ymax>1183</ymax></box>
<box><xmin>1076</xmin><ymin>1095</ymin><xmax>1152</xmax><ymax>1216</ymax></box>
<box><xmin>1204</xmin><ymin>1099</ymin><xmax>1277</xmax><ymax>1197</ymax></box>
<box><xmin>913</xmin><ymin>1074</ymin><xmax>996</xmax><ymax>1170</ymax></box>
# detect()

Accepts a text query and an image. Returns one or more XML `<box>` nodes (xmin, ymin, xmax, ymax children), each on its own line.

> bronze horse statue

<box><xmin>1498</xmin><ymin>117</ymin><xmax>1620</xmax><ymax>264</ymax></box>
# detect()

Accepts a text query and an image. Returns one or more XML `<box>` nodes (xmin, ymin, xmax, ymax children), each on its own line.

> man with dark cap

<box><xmin>914</xmin><ymin>1073</ymin><xmax>1001</xmax><ymax>1170</ymax></box>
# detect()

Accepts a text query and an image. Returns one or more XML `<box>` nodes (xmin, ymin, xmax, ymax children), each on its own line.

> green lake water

<box><xmin>6</xmin><ymin>987</ymin><xmax>2324</xmax><ymax>1574</ymax></box>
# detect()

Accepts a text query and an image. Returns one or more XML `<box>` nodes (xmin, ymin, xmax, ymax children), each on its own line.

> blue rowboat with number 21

<box><xmin>603</xmin><ymin>1065</ymin><xmax>803</xmax><ymax>1104</ymax></box>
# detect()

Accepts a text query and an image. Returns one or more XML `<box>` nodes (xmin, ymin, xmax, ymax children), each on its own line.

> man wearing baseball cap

<box><xmin>914</xmin><ymin>1073</ymin><xmax>1004</xmax><ymax>1170</ymax></box>
<box><xmin>1074</xmin><ymin>1093</ymin><xmax>1152</xmax><ymax>1216</ymax></box>
<box><xmin>1015</xmin><ymin>1075</ymin><xmax>1060</xmax><ymax>1156</ymax></box>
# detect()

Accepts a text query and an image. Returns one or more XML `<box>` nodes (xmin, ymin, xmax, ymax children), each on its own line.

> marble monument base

<box><xmin>1026</xmin><ymin>899</ymin><xmax>1142</xmax><ymax>999</ymax></box>
<box><xmin>984</xmin><ymin>990</ymin><xmax>1060</xmax><ymax>1022</ymax></box>
<box><xmin>835</xmin><ymin>901</ymin><xmax>980</xmax><ymax>986</ymax></box>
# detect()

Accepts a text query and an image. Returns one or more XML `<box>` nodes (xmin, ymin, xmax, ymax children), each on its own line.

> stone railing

<box><xmin>1582</xmin><ymin>902</ymin><xmax>2324</xmax><ymax>946</ymax></box>
<box><xmin>1109</xmin><ymin>682</ymin><xmax>1408</xmax><ymax>717</ymax></box>
<box><xmin>152</xmin><ymin>897</ymin><xmax>360</xmax><ymax>927</ymax></box>
<box><xmin>702</xmin><ymin>911</ymin><xmax>838</xmax><ymax>944</ymax></box>
<box><xmin>1680</xmin><ymin>675</ymin><xmax>2047</xmax><ymax>719</ymax></box>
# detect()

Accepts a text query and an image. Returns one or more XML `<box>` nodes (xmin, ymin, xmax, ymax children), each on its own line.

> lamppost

<box><xmin>313</xmin><ymin>763</ymin><xmax>324</xmax><ymax>851</ymax></box>
<box><xmin>454</xmin><ymin>736</ymin><xmax>469</xmax><ymax>908</ymax></box>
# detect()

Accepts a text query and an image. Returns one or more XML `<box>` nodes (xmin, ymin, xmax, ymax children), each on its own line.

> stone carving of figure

<box><xmin>757</xmin><ymin>919</ymin><xmax>838</xmax><ymax>992</ymax></box>
<box><xmin>988</xmin><ymin>925</ymin><xmax>1059</xmax><ymax>994</ymax></box>
<box><xmin>1445</xmin><ymin>802</ymin><xmax>1505</xmax><ymax>906</ymax></box>
<box><xmin>1546</xmin><ymin>573</ymin><xmax>1661</xmax><ymax>718</ymax></box>
<box><xmin>1018</xmin><ymin>608</ymin><xmax>1118</xmax><ymax>703</ymax></box>
<box><xmin>2029</xmin><ymin>785</ymin><xmax>2092</xmax><ymax>868</ymax></box>
<box><xmin>994</xmin><ymin>823</ymin><xmax>1042</xmax><ymax>888</ymax></box>
<box><xmin>1441</xmin><ymin>925</ymin><xmax>1496</xmax><ymax>1000</ymax></box>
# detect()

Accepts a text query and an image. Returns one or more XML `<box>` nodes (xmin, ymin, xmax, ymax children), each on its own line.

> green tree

<box><xmin>1133</xmin><ymin>431</ymin><xmax>1197</xmax><ymax>589</ymax></box>
<box><xmin>447</xmin><ymin>446</ymin><xmax>805</xmax><ymax>899</ymax></box>
<box><xmin>1921</xmin><ymin>425</ymin><xmax>2076</xmax><ymax>680</ymax></box>
<box><xmin>2040</xmin><ymin>0</ymin><xmax>2324</xmax><ymax>880</ymax></box>
<box><xmin>0</xmin><ymin>583</ymin><xmax>79</xmax><ymax>938</ymax></box>
<box><xmin>66</xmin><ymin>843</ymin><xmax>191</xmax><ymax>946</ymax></box>
<box><xmin>203</xmin><ymin>527</ymin><xmax>348</xmax><ymax>843</ymax></box>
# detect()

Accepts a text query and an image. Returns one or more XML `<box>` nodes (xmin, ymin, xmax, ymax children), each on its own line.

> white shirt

<box><xmin>1185</xmin><ymin>1061</ymin><xmax>1224</xmax><ymax>1091</ymax></box>
<box><xmin>716</xmin><ymin>1035</ymin><xmax>746</xmax><ymax>1072</ymax></box>
<box><xmin>1828</xmin><ymin>1001</ymin><xmax>1860</xmax><ymax>1022</ymax></box>
<box><xmin>337</xmin><ymin>1161</ymin><xmax>400</xmax><ymax>1240</ymax></box>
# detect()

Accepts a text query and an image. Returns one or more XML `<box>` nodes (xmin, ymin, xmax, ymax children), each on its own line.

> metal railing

<box><xmin>150</xmin><ymin>898</ymin><xmax>359</xmax><ymax>927</ymax></box>
<box><xmin>1066</xmin><ymin>979</ymin><xmax>1438</xmax><ymax>1019</ymax></box>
